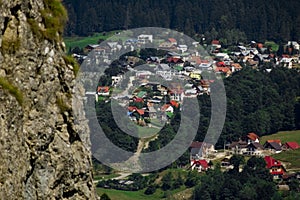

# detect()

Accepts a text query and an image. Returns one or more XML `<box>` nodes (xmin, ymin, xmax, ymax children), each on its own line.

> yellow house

<box><xmin>189</xmin><ymin>72</ymin><xmax>201</xmax><ymax>80</ymax></box>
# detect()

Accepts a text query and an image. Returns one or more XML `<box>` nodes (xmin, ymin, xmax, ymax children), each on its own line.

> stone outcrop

<box><xmin>0</xmin><ymin>0</ymin><xmax>96</xmax><ymax>199</ymax></box>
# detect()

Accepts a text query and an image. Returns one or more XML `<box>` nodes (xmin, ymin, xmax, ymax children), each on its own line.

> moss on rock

<box><xmin>28</xmin><ymin>0</ymin><xmax>68</xmax><ymax>42</ymax></box>
<box><xmin>63</xmin><ymin>55</ymin><xmax>80</xmax><ymax>77</ymax></box>
<box><xmin>0</xmin><ymin>77</ymin><xmax>24</xmax><ymax>106</ymax></box>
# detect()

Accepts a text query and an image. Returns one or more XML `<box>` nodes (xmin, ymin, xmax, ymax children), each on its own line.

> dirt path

<box><xmin>120</xmin><ymin>76</ymin><xmax>134</xmax><ymax>97</ymax></box>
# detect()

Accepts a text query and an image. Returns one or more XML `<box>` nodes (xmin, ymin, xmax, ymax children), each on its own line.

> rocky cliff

<box><xmin>0</xmin><ymin>0</ymin><xmax>95</xmax><ymax>199</ymax></box>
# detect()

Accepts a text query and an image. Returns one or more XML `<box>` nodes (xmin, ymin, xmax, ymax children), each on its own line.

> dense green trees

<box><xmin>193</xmin><ymin>157</ymin><xmax>278</xmax><ymax>200</ymax></box>
<box><xmin>100</xmin><ymin>193</ymin><xmax>111</xmax><ymax>200</ymax></box>
<box><xmin>214</xmin><ymin>67</ymin><xmax>300</xmax><ymax>147</ymax></box>
<box><xmin>63</xmin><ymin>0</ymin><xmax>300</xmax><ymax>42</ymax></box>
<box><xmin>95</xmin><ymin>100</ymin><xmax>138</xmax><ymax>152</ymax></box>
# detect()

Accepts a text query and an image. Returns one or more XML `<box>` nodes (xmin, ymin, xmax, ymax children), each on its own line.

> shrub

<box><xmin>63</xmin><ymin>55</ymin><xmax>80</xmax><ymax>77</ymax></box>
<box><xmin>144</xmin><ymin>185</ymin><xmax>157</xmax><ymax>195</ymax></box>
<box><xmin>28</xmin><ymin>0</ymin><xmax>68</xmax><ymax>42</ymax></box>
<box><xmin>0</xmin><ymin>77</ymin><xmax>24</xmax><ymax>106</ymax></box>
<box><xmin>42</xmin><ymin>0</ymin><xmax>68</xmax><ymax>41</ymax></box>
<box><xmin>56</xmin><ymin>96</ymin><xmax>71</xmax><ymax>113</ymax></box>
<box><xmin>100</xmin><ymin>193</ymin><xmax>111</xmax><ymax>200</ymax></box>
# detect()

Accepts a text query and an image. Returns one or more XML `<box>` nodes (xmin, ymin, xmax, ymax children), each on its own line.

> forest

<box><xmin>63</xmin><ymin>0</ymin><xmax>300</xmax><ymax>43</ymax></box>
<box><xmin>197</xmin><ymin>66</ymin><xmax>300</xmax><ymax>148</ymax></box>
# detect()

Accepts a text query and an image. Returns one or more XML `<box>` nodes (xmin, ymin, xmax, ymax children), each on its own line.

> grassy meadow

<box><xmin>261</xmin><ymin>130</ymin><xmax>300</xmax><ymax>170</ymax></box>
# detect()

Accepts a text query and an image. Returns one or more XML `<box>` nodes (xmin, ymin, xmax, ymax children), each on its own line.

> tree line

<box><xmin>63</xmin><ymin>0</ymin><xmax>300</xmax><ymax>43</ymax></box>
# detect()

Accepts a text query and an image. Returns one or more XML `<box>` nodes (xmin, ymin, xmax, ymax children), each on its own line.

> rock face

<box><xmin>0</xmin><ymin>0</ymin><xmax>96</xmax><ymax>199</ymax></box>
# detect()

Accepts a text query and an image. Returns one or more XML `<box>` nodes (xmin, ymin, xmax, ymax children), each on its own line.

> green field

<box><xmin>264</xmin><ymin>41</ymin><xmax>279</xmax><ymax>52</ymax></box>
<box><xmin>64</xmin><ymin>30</ymin><xmax>132</xmax><ymax>50</ymax></box>
<box><xmin>64</xmin><ymin>30</ymin><xmax>119</xmax><ymax>50</ymax></box>
<box><xmin>260</xmin><ymin>130</ymin><xmax>300</xmax><ymax>145</ymax></box>
<box><xmin>272</xmin><ymin>149</ymin><xmax>300</xmax><ymax>171</ymax></box>
<box><xmin>96</xmin><ymin>186</ymin><xmax>191</xmax><ymax>200</ymax></box>
<box><xmin>261</xmin><ymin>130</ymin><xmax>300</xmax><ymax>170</ymax></box>
<box><xmin>96</xmin><ymin>188</ymin><xmax>165</xmax><ymax>200</ymax></box>
<box><xmin>96</xmin><ymin>168</ymin><xmax>192</xmax><ymax>200</ymax></box>
<box><xmin>94</xmin><ymin>173</ymin><xmax>120</xmax><ymax>181</ymax></box>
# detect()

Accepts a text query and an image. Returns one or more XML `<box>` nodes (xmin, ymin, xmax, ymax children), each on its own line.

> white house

<box><xmin>287</xmin><ymin>41</ymin><xmax>300</xmax><ymax>50</ymax></box>
<box><xmin>215</xmin><ymin>53</ymin><xmax>230</xmax><ymax>60</ymax></box>
<box><xmin>138</xmin><ymin>34</ymin><xmax>153</xmax><ymax>44</ymax></box>
<box><xmin>177</xmin><ymin>45</ymin><xmax>188</xmax><ymax>53</ymax></box>
<box><xmin>111</xmin><ymin>75</ymin><xmax>122</xmax><ymax>86</ymax></box>
<box><xmin>136</xmin><ymin>70</ymin><xmax>152</xmax><ymax>79</ymax></box>
<box><xmin>280</xmin><ymin>57</ymin><xmax>294</xmax><ymax>69</ymax></box>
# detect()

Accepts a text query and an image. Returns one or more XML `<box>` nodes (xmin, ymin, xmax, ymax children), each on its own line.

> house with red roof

<box><xmin>211</xmin><ymin>40</ymin><xmax>221</xmax><ymax>50</ymax></box>
<box><xmin>167</xmin><ymin>57</ymin><xmax>184</xmax><ymax>64</ymax></box>
<box><xmin>97</xmin><ymin>86</ymin><xmax>110</xmax><ymax>96</ymax></box>
<box><xmin>128</xmin><ymin>106</ymin><xmax>146</xmax><ymax>121</ymax></box>
<box><xmin>257</xmin><ymin>43</ymin><xmax>264</xmax><ymax>49</ymax></box>
<box><xmin>214</xmin><ymin>66</ymin><xmax>231</xmax><ymax>76</ymax></box>
<box><xmin>136</xmin><ymin>109</ymin><xmax>145</xmax><ymax>116</ymax></box>
<box><xmin>168</xmin><ymin>38</ymin><xmax>177</xmax><ymax>46</ymax></box>
<box><xmin>283</xmin><ymin>142</ymin><xmax>300</xmax><ymax>150</ymax></box>
<box><xmin>264</xmin><ymin>156</ymin><xmax>286</xmax><ymax>179</ymax></box>
<box><xmin>161</xmin><ymin>104</ymin><xmax>173</xmax><ymax>113</ymax></box>
<box><xmin>216</xmin><ymin>61</ymin><xmax>226</xmax><ymax>67</ymax></box>
<box><xmin>170</xmin><ymin>100</ymin><xmax>179</xmax><ymax>108</ymax></box>
<box><xmin>190</xmin><ymin>159</ymin><xmax>209</xmax><ymax>172</ymax></box>
<box><xmin>128</xmin><ymin>106</ymin><xmax>138</xmax><ymax>112</ymax></box>
<box><xmin>132</xmin><ymin>96</ymin><xmax>144</xmax><ymax>103</ymax></box>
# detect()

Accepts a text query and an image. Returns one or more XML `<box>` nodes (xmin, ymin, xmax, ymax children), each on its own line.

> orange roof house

<box><xmin>168</xmin><ymin>38</ymin><xmax>177</xmax><ymax>45</ymax></box>
<box><xmin>97</xmin><ymin>86</ymin><xmax>110</xmax><ymax>96</ymax></box>
<box><xmin>97</xmin><ymin>86</ymin><xmax>110</xmax><ymax>93</ymax></box>
<box><xmin>243</xmin><ymin>132</ymin><xmax>260</xmax><ymax>144</ymax></box>
<box><xmin>215</xmin><ymin>67</ymin><xmax>231</xmax><ymax>73</ymax></box>
<box><xmin>161</xmin><ymin>104</ymin><xmax>170</xmax><ymax>111</ymax></box>
<box><xmin>247</xmin><ymin>132</ymin><xmax>259</xmax><ymax>141</ymax></box>
<box><xmin>136</xmin><ymin>109</ymin><xmax>145</xmax><ymax>115</ymax></box>
<box><xmin>266</xmin><ymin>140</ymin><xmax>282</xmax><ymax>145</ymax></box>
<box><xmin>231</xmin><ymin>63</ymin><xmax>242</xmax><ymax>71</ymax></box>
<box><xmin>128</xmin><ymin>106</ymin><xmax>138</xmax><ymax>112</ymax></box>
<box><xmin>170</xmin><ymin>100</ymin><xmax>179</xmax><ymax>108</ymax></box>
<box><xmin>257</xmin><ymin>43</ymin><xmax>263</xmax><ymax>49</ymax></box>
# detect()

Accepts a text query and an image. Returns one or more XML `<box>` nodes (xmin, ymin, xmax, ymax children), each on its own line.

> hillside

<box><xmin>261</xmin><ymin>130</ymin><xmax>300</xmax><ymax>171</ymax></box>
<box><xmin>63</xmin><ymin>0</ymin><xmax>300</xmax><ymax>42</ymax></box>
<box><xmin>260</xmin><ymin>130</ymin><xmax>300</xmax><ymax>145</ymax></box>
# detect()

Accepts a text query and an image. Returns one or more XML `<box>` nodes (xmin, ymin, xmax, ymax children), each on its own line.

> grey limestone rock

<box><xmin>0</xmin><ymin>0</ymin><xmax>96</xmax><ymax>199</ymax></box>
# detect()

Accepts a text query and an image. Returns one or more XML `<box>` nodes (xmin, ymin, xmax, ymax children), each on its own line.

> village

<box><xmin>189</xmin><ymin>133</ymin><xmax>300</xmax><ymax>180</ymax></box>
<box><xmin>80</xmin><ymin>32</ymin><xmax>300</xmax><ymax>127</ymax></box>
<box><xmin>77</xmin><ymin>33</ymin><xmax>300</xmax><ymax>192</ymax></box>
